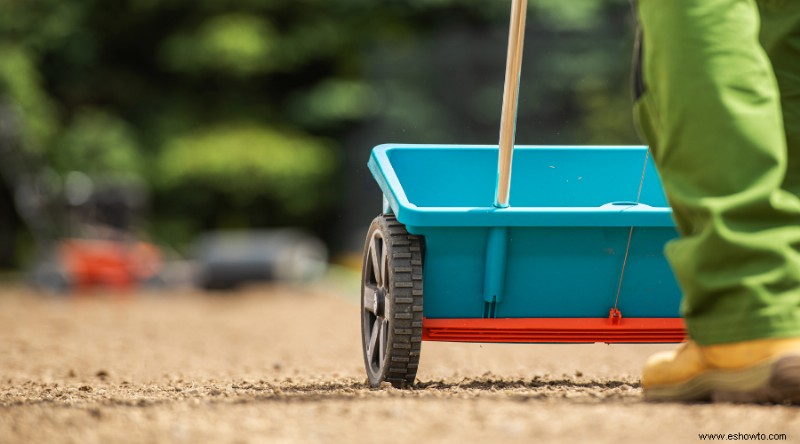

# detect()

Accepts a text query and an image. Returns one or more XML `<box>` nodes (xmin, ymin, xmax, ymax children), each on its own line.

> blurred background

<box><xmin>0</xmin><ymin>0</ymin><xmax>640</xmax><ymax>292</ymax></box>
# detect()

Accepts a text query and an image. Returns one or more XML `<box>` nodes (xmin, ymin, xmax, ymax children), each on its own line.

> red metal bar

<box><xmin>422</xmin><ymin>317</ymin><xmax>686</xmax><ymax>343</ymax></box>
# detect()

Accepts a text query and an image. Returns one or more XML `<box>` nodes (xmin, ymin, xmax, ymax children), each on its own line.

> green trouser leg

<box><xmin>635</xmin><ymin>0</ymin><xmax>800</xmax><ymax>345</ymax></box>
<box><xmin>760</xmin><ymin>0</ymin><xmax>800</xmax><ymax>198</ymax></box>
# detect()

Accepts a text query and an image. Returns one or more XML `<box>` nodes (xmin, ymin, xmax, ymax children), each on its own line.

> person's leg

<box><xmin>759</xmin><ymin>0</ymin><xmax>800</xmax><ymax>199</ymax></box>
<box><xmin>635</xmin><ymin>0</ymin><xmax>800</xmax><ymax>346</ymax></box>
<box><xmin>634</xmin><ymin>0</ymin><xmax>800</xmax><ymax>402</ymax></box>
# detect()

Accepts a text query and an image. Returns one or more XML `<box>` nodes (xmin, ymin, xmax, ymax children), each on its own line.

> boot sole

<box><xmin>644</xmin><ymin>354</ymin><xmax>800</xmax><ymax>404</ymax></box>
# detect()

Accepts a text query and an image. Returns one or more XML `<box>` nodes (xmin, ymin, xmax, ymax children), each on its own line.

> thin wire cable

<box><xmin>613</xmin><ymin>150</ymin><xmax>651</xmax><ymax>311</ymax></box>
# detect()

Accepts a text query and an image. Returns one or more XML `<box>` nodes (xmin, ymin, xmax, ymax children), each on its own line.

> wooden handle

<box><xmin>494</xmin><ymin>0</ymin><xmax>527</xmax><ymax>208</ymax></box>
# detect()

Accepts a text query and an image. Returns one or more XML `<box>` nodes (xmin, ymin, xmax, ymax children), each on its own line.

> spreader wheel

<box><xmin>361</xmin><ymin>214</ymin><xmax>423</xmax><ymax>388</ymax></box>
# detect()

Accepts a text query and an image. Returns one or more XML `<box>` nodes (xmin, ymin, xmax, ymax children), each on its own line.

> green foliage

<box><xmin>0</xmin><ymin>1</ymin><xmax>85</xmax><ymax>52</ymax></box>
<box><xmin>158</xmin><ymin>123</ymin><xmax>336</xmax><ymax>210</ymax></box>
<box><xmin>533</xmin><ymin>0</ymin><xmax>604</xmax><ymax>30</ymax></box>
<box><xmin>161</xmin><ymin>14</ymin><xmax>278</xmax><ymax>76</ymax></box>
<box><xmin>53</xmin><ymin>109</ymin><xmax>144</xmax><ymax>178</ymax></box>
<box><xmin>0</xmin><ymin>0</ymin><xmax>641</xmax><ymax>257</ymax></box>
<box><xmin>290</xmin><ymin>80</ymin><xmax>380</xmax><ymax>127</ymax></box>
<box><xmin>0</xmin><ymin>45</ymin><xmax>58</xmax><ymax>153</ymax></box>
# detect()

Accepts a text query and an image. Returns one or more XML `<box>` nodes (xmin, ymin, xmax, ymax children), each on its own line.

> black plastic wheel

<box><xmin>361</xmin><ymin>214</ymin><xmax>423</xmax><ymax>388</ymax></box>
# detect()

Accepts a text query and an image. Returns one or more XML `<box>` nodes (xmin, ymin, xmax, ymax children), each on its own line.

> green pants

<box><xmin>635</xmin><ymin>0</ymin><xmax>800</xmax><ymax>344</ymax></box>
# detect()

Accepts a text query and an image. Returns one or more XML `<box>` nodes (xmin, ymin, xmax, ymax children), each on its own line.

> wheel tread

<box><xmin>361</xmin><ymin>214</ymin><xmax>424</xmax><ymax>389</ymax></box>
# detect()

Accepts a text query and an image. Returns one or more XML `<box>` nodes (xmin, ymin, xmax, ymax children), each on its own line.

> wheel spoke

<box><xmin>379</xmin><ymin>318</ymin><xmax>388</xmax><ymax>362</ymax></box>
<box><xmin>370</xmin><ymin>235</ymin><xmax>382</xmax><ymax>287</ymax></box>
<box><xmin>380</xmin><ymin>243</ymin><xmax>388</xmax><ymax>289</ymax></box>
<box><xmin>363</xmin><ymin>284</ymin><xmax>377</xmax><ymax>313</ymax></box>
<box><xmin>367</xmin><ymin>317</ymin><xmax>380</xmax><ymax>362</ymax></box>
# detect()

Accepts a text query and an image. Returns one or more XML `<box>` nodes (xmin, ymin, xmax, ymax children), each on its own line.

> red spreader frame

<box><xmin>422</xmin><ymin>312</ymin><xmax>685</xmax><ymax>343</ymax></box>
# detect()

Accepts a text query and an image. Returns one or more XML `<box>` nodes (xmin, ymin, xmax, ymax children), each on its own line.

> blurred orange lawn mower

<box><xmin>40</xmin><ymin>231</ymin><xmax>164</xmax><ymax>293</ymax></box>
<box><xmin>0</xmin><ymin>102</ymin><xmax>165</xmax><ymax>293</ymax></box>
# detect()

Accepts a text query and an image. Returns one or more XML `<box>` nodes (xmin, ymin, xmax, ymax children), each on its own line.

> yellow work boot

<box><xmin>642</xmin><ymin>338</ymin><xmax>800</xmax><ymax>403</ymax></box>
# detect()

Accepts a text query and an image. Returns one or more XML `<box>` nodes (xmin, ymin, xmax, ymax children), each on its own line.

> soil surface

<box><xmin>1</xmin><ymin>284</ymin><xmax>799</xmax><ymax>444</ymax></box>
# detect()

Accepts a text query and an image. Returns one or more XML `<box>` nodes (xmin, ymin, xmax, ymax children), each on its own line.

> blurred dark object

<box><xmin>0</xmin><ymin>100</ymin><xmax>166</xmax><ymax>293</ymax></box>
<box><xmin>193</xmin><ymin>229</ymin><xmax>328</xmax><ymax>290</ymax></box>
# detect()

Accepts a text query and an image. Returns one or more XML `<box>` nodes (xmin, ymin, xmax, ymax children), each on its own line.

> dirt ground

<box><xmin>1</xmin><ymin>283</ymin><xmax>799</xmax><ymax>444</ymax></box>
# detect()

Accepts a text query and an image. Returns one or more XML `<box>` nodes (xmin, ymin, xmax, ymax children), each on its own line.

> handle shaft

<box><xmin>494</xmin><ymin>0</ymin><xmax>527</xmax><ymax>208</ymax></box>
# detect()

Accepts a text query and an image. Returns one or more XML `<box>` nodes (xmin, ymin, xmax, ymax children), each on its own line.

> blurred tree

<box><xmin>158</xmin><ymin>123</ymin><xmax>335</xmax><ymax>211</ymax></box>
<box><xmin>54</xmin><ymin>109</ymin><xmax>144</xmax><ymax>178</ymax></box>
<box><xmin>0</xmin><ymin>45</ymin><xmax>58</xmax><ymax>153</ymax></box>
<box><xmin>0</xmin><ymin>0</ymin><xmax>639</xmax><ymax>265</ymax></box>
